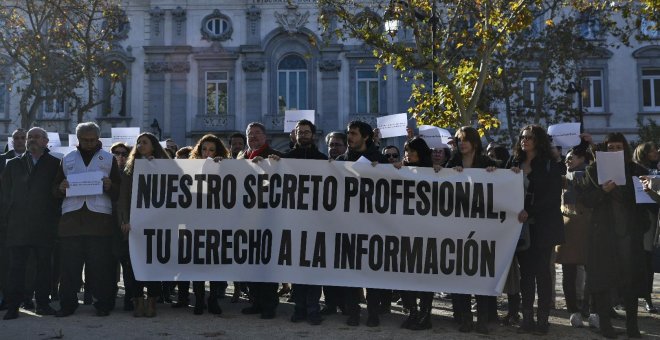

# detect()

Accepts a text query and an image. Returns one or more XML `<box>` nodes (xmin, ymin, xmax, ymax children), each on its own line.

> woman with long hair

<box><xmin>393</xmin><ymin>137</ymin><xmax>436</xmax><ymax>330</ymax></box>
<box><xmin>445</xmin><ymin>127</ymin><xmax>497</xmax><ymax>334</ymax></box>
<box><xmin>186</xmin><ymin>134</ymin><xmax>229</xmax><ymax>315</ymax></box>
<box><xmin>118</xmin><ymin>132</ymin><xmax>170</xmax><ymax>317</ymax></box>
<box><xmin>506</xmin><ymin>125</ymin><xmax>564</xmax><ymax>335</ymax></box>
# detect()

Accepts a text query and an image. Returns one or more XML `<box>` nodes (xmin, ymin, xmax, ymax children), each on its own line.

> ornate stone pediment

<box><xmin>274</xmin><ymin>3</ymin><xmax>310</xmax><ymax>34</ymax></box>
<box><xmin>319</xmin><ymin>59</ymin><xmax>341</xmax><ymax>72</ymax></box>
<box><xmin>242</xmin><ymin>59</ymin><xmax>265</xmax><ymax>72</ymax></box>
<box><xmin>144</xmin><ymin>61</ymin><xmax>190</xmax><ymax>74</ymax></box>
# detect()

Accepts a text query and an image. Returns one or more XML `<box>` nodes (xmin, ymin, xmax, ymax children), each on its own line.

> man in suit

<box><xmin>1</xmin><ymin>127</ymin><xmax>61</xmax><ymax>319</ymax></box>
<box><xmin>0</xmin><ymin>128</ymin><xmax>27</xmax><ymax>173</ymax></box>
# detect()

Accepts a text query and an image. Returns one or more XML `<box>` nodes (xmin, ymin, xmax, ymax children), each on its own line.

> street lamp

<box><xmin>566</xmin><ymin>81</ymin><xmax>584</xmax><ymax>132</ymax></box>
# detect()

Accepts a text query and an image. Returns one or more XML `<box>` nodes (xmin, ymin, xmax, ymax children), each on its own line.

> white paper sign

<box><xmin>159</xmin><ymin>141</ymin><xmax>168</xmax><ymax>149</ymax></box>
<box><xmin>548</xmin><ymin>123</ymin><xmax>581</xmax><ymax>148</ymax></box>
<box><xmin>112</xmin><ymin>127</ymin><xmax>140</xmax><ymax>146</ymax></box>
<box><xmin>68</xmin><ymin>134</ymin><xmax>78</xmax><ymax>147</ymax></box>
<box><xmin>595</xmin><ymin>151</ymin><xmax>626</xmax><ymax>185</ymax></box>
<box><xmin>47</xmin><ymin>132</ymin><xmax>61</xmax><ymax>148</ymax></box>
<box><xmin>66</xmin><ymin>171</ymin><xmax>104</xmax><ymax>197</ymax></box>
<box><xmin>99</xmin><ymin>138</ymin><xmax>113</xmax><ymax>151</ymax></box>
<box><xmin>377</xmin><ymin>113</ymin><xmax>408</xmax><ymax>139</ymax></box>
<box><xmin>7</xmin><ymin>137</ymin><xmax>13</xmax><ymax>151</ymax></box>
<box><xmin>418</xmin><ymin>125</ymin><xmax>453</xmax><ymax>149</ymax></box>
<box><xmin>49</xmin><ymin>146</ymin><xmax>76</xmax><ymax>160</ymax></box>
<box><xmin>284</xmin><ymin>110</ymin><xmax>315</xmax><ymax>132</ymax></box>
<box><xmin>633</xmin><ymin>176</ymin><xmax>657</xmax><ymax>204</ymax></box>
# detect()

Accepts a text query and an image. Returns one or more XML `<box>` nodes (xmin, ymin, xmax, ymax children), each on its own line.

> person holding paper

<box><xmin>335</xmin><ymin>121</ymin><xmax>389</xmax><ymax>327</ymax></box>
<box><xmin>118</xmin><ymin>132</ymin><xmax>170</xmax><ymax>318</ymax></box>
<box><xmin>391</xmin><ymin>137</ymin><xmax>437</xmax><ymax>331</ymax></box>
<box><xmin>52</xmin><ymin>122</ymin><xmax>120</xmax><ymax>317</ymax></box>
<box><xmin>506</xmin><ymin>125</ymin><xmax>564</xmax><ymax>335</ymax></box>
<box><xmin>1</xmin><ymin>127</ymin><xmax>61</xmax><ymax>320</ymax></box>
<box><xmin>445</xmin><ymin>127</ymin><xmax>497</xmax><ymax>334</ymax></box>
<box><xmin>185</xmin><ymin>134</ymin><xmax>228</xmax><ymax>315</ymax></box>
<box><xmin>581</xmin><ymin>133</ymin><xmax>651</xmax><ymax>338</ymax></box>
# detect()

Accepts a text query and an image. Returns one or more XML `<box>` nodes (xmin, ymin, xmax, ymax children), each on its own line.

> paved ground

<box><xmin>1</xmin><ymin>270</ymin><xmax>659</xmax><ymax>339</ymax></box>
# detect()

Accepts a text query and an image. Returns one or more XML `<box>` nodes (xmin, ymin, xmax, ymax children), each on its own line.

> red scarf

<box><xmin>246</xmin><ymin>144</ymin><xmax>268</xmax><ymax>159</ymax></box>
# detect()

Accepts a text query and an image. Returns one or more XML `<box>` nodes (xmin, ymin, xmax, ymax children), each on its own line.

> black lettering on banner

<box><xmin>243</xmin><ymin>175</ymin><xmax>256</xmax><ymax>208</ymax></box>
<box><xmin>355</xmin><ymin>234</ymin><xmax>368</xmax><ymax>270</ymax></box>
<box><xmin>344</xmin><ymin>177</ymin><xmax>358</xmax><ymax>212</ymax></box>
<box><xmin>166</xmin><ymin>175</ymin><xmax>178</xmax><ymax>208</ymax></box>
<box><xmin>384</xmin><ymin>236</ymin><xmax>399</xmax><ymax>272</ymax></box>
<box><xmin>374</xmin><ymin>179</ymin><xmax>390</xmax><ymax>214</ymax></box>
<box><xmin>359</xmin><ymin>178</ymin><xmax>374</xmax><ymax>213</ymax></box>
<box><xmin>416</xmin><ymin>181</ymin><xmax>431</xmax><ymax>216</ymax></box>
<box><xmin>144</xmin><ymin>228</ymin><xmax>155</xmax><ymax>263</ymax></box>
<box><xmin>282</xmin><ymin>174</ymin><xmax>297</xmax><ymax>209</ymax></box>
<box><xmin>257</xmin><ymin>174</ymin><xmax>268</xmax><ymax>209</ymax></box>
<box><xmin>234</xmin><ymin>229</ymin><xmax>247</xmax><ymax>264</ymax></box>
<box><xmin>195</xmin><ymin>174</ymin><xmax>205</xmax><ymax>209</ymax></box>
<box><xmin>178</xmin><ymin>229</ymin><xmax>192</xmax><ymax>264</ymax></box>
<box><xmin>152</xmin><ymin>175</ymin><xmax>167</xmax><ymax>208</ymax></box>
<box><xmin>440</xmin><ymin>238</ymin><xmax>455</xmax><ymax>274</ymax></box>
<box><xmin>297</xmin><ymin>175</ymin><xmax>310</xmax><ymax>210</ymax></box>
<box><xmin>193</xmin><ymin>229</ymin><xmax>205</xmax><ymax>265</ymax></box>
<box><xmin>207</xmin><ymin>175</ymin><xmax>221</xmax><ymax>209</ymax></box>
<box><xmin>333</xmin><ymin>233</ymin><xmax>341</xmax><ymax>268</ymax></box>
<box><xmin>463</xmin><ymin>232</ymin><xmax>479</xmax><ymax>276</ymax></box>
<box><xmin>439</xmin><ymin>182</ymin><xmax>453</xmax><ymax>217</ymax></box>
<box><xmin>269</xmin><ymin>174</ymin><xmax>282</xmax><ymax>208</ymax></box>
<box><xmin>400</xmin><ymin>236</ymin><xmax>423</xmax><ymax>273</ymax></box>
<box><xmin>471</xmin><ymin>183</ymin><xmax>485</xmax><ymax>219</ymax></box>
<box><xmin>248</xmin><ymin>230</ymin><xmax>261</xmax><ymax>264</ymax></box>
<box><xmin>278</xmin><ymin>229</ymin><xmax>292</xmax><ymax>265</ymax></box>
<box><xmin>261</xmin><ymin>229</ymin><xmax>272</xmax><ymax>264</ymax></box>
<box><xmin>310</xmin><ymin>176</ymin><xmax>322</xmax><ymax>210</ymax></box>
<box><xmin>481</xmin><ymin>240</ymin><xmax>496</xmax><ymax>277</ymax></box>
<box><xmin>340</xmin><ymin>233</ymin><xmax>356</xmax><ymax>269</ymax></box>
<box><xmin>312</xmin><ymin>232</ymin><xmax>326</xmax><ymax>268</ymax></box>
<box><xmin>299</xmin><ymin>231</ymin><xmax>311</xmax><ymax>267</ymax></box>
<box><xmin>323</xmin><ymin>177</ymin><xmax>337</xmax><ymax>211</ymax></box>
<box><xmin>456</xmin><ymin>238</ymin><xmax>463</xmax><ymax>275</ymax></box>
<box><xmin>368</xmin><ymin>235</ymin><xmax>383</xmax><ymax>271</ymax></box>
<box><xmin>403</xmin><ymin>180</ymin><xmax>415</xmax><ymax>215</ymax></box>
<box><xmin>156</xmin><ymin>229</ymin><xmax>170</xmax><ymax>264</ymax></box>
<box><xmin>178</xmin><ymin>175</ymin><xmax>193</xmax><ymax>208</ymax></box>
<box><xmin>221</xmin><ymin>230</ymin><xmax>233</xmax><ymax>265</ymax></box>
<box><xmin>137</xmin><ymin>175</ymin><xmax>151</xmax><ymax>208</ymax></box>
<box><xmin>424</xmin><ymin>238</ymin><xmax>438</xmax><ymax>274</ymax></box>
<box><xmin>223</xmin><ymin>175</ymin><xmax>237</xmax><ymax>208</ymax></box>
<box><xmin>455</xmin><ymin>182</ymin><xmax>470</xmax><ymax>218</ymax></box>
<box><xmin>486</xmin><ymin>183</ymin><xmax>498</xmax><ymax>220</ymax></box>
<box><xmin>390</xmin><ymin>179</ymin><xmax>402</xmax><ymax>214</ymax></box>
<box><xmin>206</xmin><ymin>229</ymin><xmax>220</xmax><ymax>265</ymax></box>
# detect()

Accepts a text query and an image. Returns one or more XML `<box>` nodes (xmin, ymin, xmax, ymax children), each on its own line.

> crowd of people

<box><xmin>0</xmin><ymin>120</ymin><xmax>658</xmax><ymax>339</ymax></box>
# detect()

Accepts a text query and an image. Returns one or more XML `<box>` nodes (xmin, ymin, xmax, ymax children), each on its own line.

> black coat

<box><xmin>446</xmin><ymin>153</ymin><xmax>497</xmax><ymax>169</ymax></box>
<box><xmin>506</xmin><ymin>156</ymin><xmax>565</xmax><ymax>248</ymax></box>
<box><xmin>282</xmin><ymin>144</ymin><xmax>328</xmax><ymax>160</ymax></box>
<box><xmin>580</xmin><ymin>161</ymin><xmax>650</xmax><ymax>294</ymax></box>
<box><xmin>1</xmin><ymin>152</ymin><xmax>61</xmax><ymax>247</ymax></box>
<box><xmin>336</xmin><ymin>144</ymin><xmax>388</xmax><ymax>164</ymax></box>
<box><xmin>0</xmin><ymin>149</ymin><xmax>18</xmax><ymax>175</ymax></box>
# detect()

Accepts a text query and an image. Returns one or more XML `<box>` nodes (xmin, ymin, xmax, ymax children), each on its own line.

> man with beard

<box><xmin>228</xmin><ymin>133</ymin><xmax>246</xmax><ymax>159</ymax></box>
<box><xmin>325</xmin><ymin>131</ymin><xmax>347</xmax><ymax>160</ymax></box>
<box><xmin>1</xmin><ymin>127</ymin><xmax>61</xmax><ymax>319</ymax></box>
<box><xmin>268</xmin><ymin>119</ymin><xmax>327</xmax><ymax>325</ymax></box>
<box><xmin>335</xmin><ymin>121</ymin><xmax>390</xmax><ymax>327</ymax></box>
<box><xmin>237</xmin><ymin>122</ymin><xmax>282</xmax><ymax>319</ymax></box>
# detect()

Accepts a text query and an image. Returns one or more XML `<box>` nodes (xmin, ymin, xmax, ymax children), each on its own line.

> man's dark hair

<box><xmin>229</xmin><ymin>132</ymin><xmax>247</xmax><ymax>145</ymax></box>
<box><xmin>347</xmin><ymin>120</ymin><xmax>373</xmax><ymax>141</ymax></box>
<box><xmin>325</xmin><ymin>131</ymin><xmax>346</xmax><ymax>145</ymax></box>
<box><xmin>296</xmin><ymin>119</ymin><xmax>316</xmax><ymax>134</ymax></box>
<box><xmin>246</xmin><ymin>122</ymin><xmax>266</xmax><ymax>134</ymax></box>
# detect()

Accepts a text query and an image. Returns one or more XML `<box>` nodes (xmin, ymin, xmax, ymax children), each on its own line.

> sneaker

<box><xmin>587</xmin><ymin>313</ymin><xmax>599</xmax><ymax>329</ymax></box>
<box><xmin>569</xmin><ymin>312</ymin><xmax>583</xmax><ymax>328</ymax></box>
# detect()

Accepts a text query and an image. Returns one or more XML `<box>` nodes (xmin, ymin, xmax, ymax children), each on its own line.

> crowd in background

<box><xmin>0</xmin><ymin>119</ymin><xmax>658</xmax><ymax>339</ymax></box>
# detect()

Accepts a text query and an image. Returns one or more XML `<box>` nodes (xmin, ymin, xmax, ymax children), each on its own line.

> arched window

<box><xmin>277</xmin><ymin>55</ymin><xmax>307</xmax><ymax>114</ymax></box>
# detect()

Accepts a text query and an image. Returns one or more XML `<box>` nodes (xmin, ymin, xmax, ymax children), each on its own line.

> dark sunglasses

<box><xmin>385</xmin><ymin>153</ymin><xmax>399</xmax><ymax>159</ymax></box>
<box><xmin>113</xmin><ymin>152</ymin><xmax>129</xmax><ymax>157</ymax></box>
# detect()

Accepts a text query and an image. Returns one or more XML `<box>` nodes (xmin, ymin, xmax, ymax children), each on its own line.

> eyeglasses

<box><xmin>385</xmin><ymin>153</ymin><xmax>399</xmax><ymax>159</ymax></box>
<box><xmin>328</xmin><ymin>143</ymin><xmax>344</xmax><ymax>148</ymax></box>
<box><xmin>297</xmin><ymin>130</ymin><xmax>313</xmax><ymax>136</ymax></box>
<box><xmin>113</xmin><ymin>152</ymin><xmax>128</xmax><ymax>157</ymax></box>
<box><xmin>520</xmin><ymin>135</ymin><xmax>534</xmax><ymax>141</ymax></box>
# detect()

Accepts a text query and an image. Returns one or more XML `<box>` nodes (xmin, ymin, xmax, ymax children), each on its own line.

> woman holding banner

<box><xmin>185</xmin><ymin>134</ymin><xmax>229</xmax><ymax>315</ymax></box>
<box><xmin>446</xmin><ymin>126</ymin><xmax>498</xmax><ymax>334</ymax></box>
<box><xmin>393</xmin><ymin>137</ymin><xmax>439</xmax><ymax>330</ymax></box>
<box><xmin>118</xmin><ymin>132</ymin><xmax>171</xmax><ymax>317</ymax></box>
<box><xmin>506</xmin><ymin>125</ymin><xmax>564</xmax><ymax>335</ymax></box>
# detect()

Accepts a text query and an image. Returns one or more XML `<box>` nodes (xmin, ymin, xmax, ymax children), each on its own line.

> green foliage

<box><xmin>637</xmin><ymin>117</ymin><xmax>660</xmax><ymax>147</ymax></box>
<box><xmin>0</xmin><ymin>0</ymin><xmax>124</xmax><ymax>128</ymax></box>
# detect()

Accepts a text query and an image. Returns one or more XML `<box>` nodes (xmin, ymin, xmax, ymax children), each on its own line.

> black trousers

<box><xmin>562</xmin><ymin>264</ymin><xmax>580</xmax><ymax>313</ymax></box>
<box><xmin>517</xmin><ymin>245</ymin><xmax>554</xmax><ymax>314</ymax></box>
<box><xmin>193</xmin><ymin>281</ymin><xmax>222</xmax><ymax>298</ymax></box>
<box><xmin>59</xmin><ymin>236</ymin><xmax>116</xmax><ymax>312</ymax></box>
<box><xmin>6</xmin><ymin>245</ymin><xmax>52</xmax><ymax>308</ymax></box>
<box><xmin>401</xmin><ymin>291</ymin><xmax>433</xmax><ymax>311</ymax></box>
<box><xmin>322</xmin><ymin>285</ymin><xmax>342</xmax><ymax>310</ymax></box>
<box><xmin>247</xmin><ymin>282</ymin><xmax>278</xmax><ymax>312</ymax></box>
<box><xmin>293</xmin><ymin>284</ymin><xmax>322</xmax><ymax>317</ymax></box>
<box><xmin>453</xmin><ymin>293</ymin><xmax>490</xmax><ymax>321</ymax></box>
<box><xmin>344</xmin><ymin>287</ymin><xmax>388</xmax><ymax>317</ymax></box>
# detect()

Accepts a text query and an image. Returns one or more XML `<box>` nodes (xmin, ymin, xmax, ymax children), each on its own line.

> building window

<box><xmin>277</xmin><ymin>55</ymin><xmax>307</xmax><ymax>114</ymax></box>
<box><xmin>356</xmin><ymin>70</ymin><xmax>379</xmax><ymax>113</ymax></box>
<box><xmin>521</xmin><ymin>72</ymin><xmax>539</xmax><ymax>107</ymax></box>
<box><xmin>43</xmin><ymin>90</ymin><xmax>66</xmax><ymax>117</ymax></box>
<box><xmin>206</xmin><ymin>71</ymin><xmax>228</xmax><ymax>115</ymax></box>
<box><xmin>581</xmin><ymin>70</ymin><xmax>604</xmax><ymax>112</ymax></box>
<box><xmin>201</xmin><ymin>9</ymin><xmax>233</xmax><ymax>41</ymax></box>
<box><xmin>642</xmin><ymin>68</ymin><xmax>660</xmax><ymax>111</ymax></box>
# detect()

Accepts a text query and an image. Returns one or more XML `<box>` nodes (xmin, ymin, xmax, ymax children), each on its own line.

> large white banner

<box><xmin>129</xmin><ymin>159</ymin><xmax>523</xmax><ymax>296</ymax></box>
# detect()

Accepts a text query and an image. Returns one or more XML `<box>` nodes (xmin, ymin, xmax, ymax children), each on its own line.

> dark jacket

<box><xmin>336</xmin><ymin>144</ymin><xmax>388</xmax><ymax>164</ymax></box>
<box><xmin>1</xmin><ymin>151</ymin><xmax>61</xmax><ymax>247</ymax></box>
<box><xmin>580</xmin><ymin>161</ymin><xmax>650</xmax><ymax>294</ymax></box>
<box><xmin>446</xmin><ymin>153</ymin><xmax>497</xmax><ymax>169</ymax></box>
<box><xmin>282</xmin><ymin>144</ymin><xmax>328</xmax><ymax>160</ymax></box>
<box><xmin>0</xmin><ymin>149</ymin><xmax>19</xmax><ymax>175</ymax></box>
<box><xmin>506</xmin><ymin>156</ymin><xmax>565</xmax><ymax>248</ymax></box>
